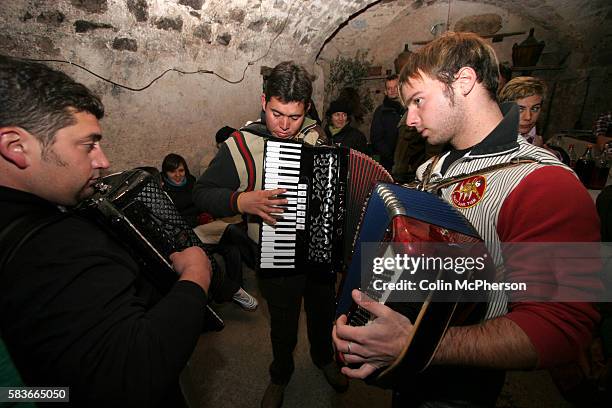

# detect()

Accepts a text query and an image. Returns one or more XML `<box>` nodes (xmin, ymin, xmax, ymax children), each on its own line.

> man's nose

<box><xmin>407</xmin><ymin>108</ymin><xmax>418</xmax><ymax>127</ymax></box>
<box><xmin>280</xmin><ymin>117</ymin><xmax>290</xmax><ymax>130</ymax></box>
<box><xmin>522</xmin><ymin>110</ymin><xmax>532</xmax><ymax>121</ymax></box>
<box><xmin>92</xmin><ymin>146</ymin><xmax>110</xmax><ymax>169</ymax></box>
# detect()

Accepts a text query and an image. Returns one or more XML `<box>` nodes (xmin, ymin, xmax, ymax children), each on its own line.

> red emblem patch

<box><xmin>450</xmin><ymin>175</ymin><xmax>487</xmax><ymax>208</ymax></box>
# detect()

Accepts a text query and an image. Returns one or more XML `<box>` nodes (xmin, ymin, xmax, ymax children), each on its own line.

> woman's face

<box><xmin>331</xmin><ymin>112</ymin><xmax>348</xmax><ymax>129</ymax></box>
<box><xmin>516</xmin><ymin>94</ymin><xmax>542</xmax><ymax>135</ymax></box>
<box><xmin>166</xmin><ymin>163</ymin><xmax>186</xmax><ymax>184</ymax></box>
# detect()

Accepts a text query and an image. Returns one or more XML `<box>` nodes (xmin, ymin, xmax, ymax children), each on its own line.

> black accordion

<box><xmin>259</xmin><ymin>139</ymin><xmax>393</xmax><ymax>278</ymax></box>
<box><xmin>78</xmin><ymin>169</ymin><xmax>224</xmax><ymax>331</ymax></box>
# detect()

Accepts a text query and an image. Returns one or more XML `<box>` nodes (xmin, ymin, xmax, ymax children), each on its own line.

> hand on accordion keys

<box><xmin>237</xmin><ymin>188</ymin><xmax>288</xmax><ymax>225</ymax></box>
<box><xmin>332</xmin><ymin>289</ymin><xmax>413</xmax><ymax>379</ymax></box>
<box><xmin>169</xmin><ymin>246</ymin><xmax>212</xmax><ymax>294</ymax></box>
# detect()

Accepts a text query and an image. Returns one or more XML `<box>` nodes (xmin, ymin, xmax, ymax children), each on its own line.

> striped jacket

<box><xmin>415</xmin><ymin>104</ymin><xmax>601</xmax><ymax>367</ymax></box>
<box><xmin>193</xmin><ymin>116</ymin><xmax>325</xmax><ymax>243</ymax></box>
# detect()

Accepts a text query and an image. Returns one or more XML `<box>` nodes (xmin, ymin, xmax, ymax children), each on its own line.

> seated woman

<box><xmin>161</xmin><ymin>153</ymin><xmax>258</xmax><ymax>311</ymax></box>
<box><xmin>324</xmin><ymin>99</ymin><xmax>368</xmax><ymax>153</ymax></box>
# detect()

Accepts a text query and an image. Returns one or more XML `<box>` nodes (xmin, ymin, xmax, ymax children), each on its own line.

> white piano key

<box><xmin>261</xmin><ymin>241</ymin><xmax>295</xmax><ymax>251</ymax></box>
<box><xmin>261</xmin><ymin>234</ymin><xmax>296</xmax><ymax>240</ymax></box>
<box><xmin>266</xmin><ymin>175</ymin><xmax>300</xmax><ymax>183</ymax></box>
<box><xmin>265</xmin><ymin>159</ymin><xmax>301</xmax><ymax>168</ymax></box>
<box><xmin>260</xmin><ymin>263</ymin><xmax>295</xmax><ymax>269</ymax></box>
<box><xmin>266</xmin><ymin>140</ymin><xmax>302</xmax><ymax>149</ymax></box>
<box><xmin>261</xmin><ymin>250</ymin><xmax>295</xmax><ymax>256</ymax></box>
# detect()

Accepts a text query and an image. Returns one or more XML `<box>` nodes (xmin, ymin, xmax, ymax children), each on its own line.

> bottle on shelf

<box><xmin>589</xmin><ymin>145</ymin><xmax>610</xmax><ymax>190</ymax></box>
<box><xmin>568</xmin><ymin>144</ymin><xmax>577</xmax><ymax>169</ymax></box>
<box><xmin>574</xmin><ymin>144</ymin><xmax>595</xmax><ymax>187</ymax></box>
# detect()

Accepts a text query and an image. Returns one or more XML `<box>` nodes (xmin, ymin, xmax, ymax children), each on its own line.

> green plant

<box><xmin>325</xmin><ymin>51</ymin><xmax>374</xmax><ymax>114</ymax></box>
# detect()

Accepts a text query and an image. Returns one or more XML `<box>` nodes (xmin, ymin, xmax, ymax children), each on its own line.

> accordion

<box><xmin>259</xmin><ymin>139</ymin><xmax>393</xmax><ymax>278</ymax></box>
<box><xmin>336</xmin><ymin>183</ymin><xmax>493</xmax><ymax>386</ymax></box>
<box><xmin>78</xmin><ymin>169</ymin><xmax>224</xmax><ymax>331</ymax></box>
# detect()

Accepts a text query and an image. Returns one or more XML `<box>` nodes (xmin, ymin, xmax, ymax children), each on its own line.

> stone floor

<box><xmin>183</xmin><ymin>267</ymin><xmax>577</xmax><ymax>407</ymax></box>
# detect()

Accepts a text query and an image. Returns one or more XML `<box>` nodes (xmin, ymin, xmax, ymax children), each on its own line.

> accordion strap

<box><xmin>407</xmin><ymin>156</ymin><xmax>539</xmax><ymax>194</ymax></box>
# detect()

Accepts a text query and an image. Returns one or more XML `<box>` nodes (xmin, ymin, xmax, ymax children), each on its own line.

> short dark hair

<box><xmin>386</xmin><ymin>74</ymin><xmax>399</xmax><ymax>83</ymax></box>
<box><xmin>399</xmin><ymin>32</ymin><xmax>500</xmax><ymax>101</ymax></box>
<box><xmin>0</xmin><ymin>55</ymin><xmax>104</xmax><ymax>149</ymax></box>
<box><xmin>264</xmin><ymin>61</ymin><xmax>313</xmax><ymax>106</ymax></box>
<box><xmin>161</xmin><ymin>153</ymin><xmax>190</xmax><ymax>176</ymax></box>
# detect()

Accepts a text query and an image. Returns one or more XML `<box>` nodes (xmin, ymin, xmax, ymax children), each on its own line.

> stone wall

<box><xmin>0</xmin><ymin>0</ymin><xmax>610</xmax><ymax>175</ymax></box>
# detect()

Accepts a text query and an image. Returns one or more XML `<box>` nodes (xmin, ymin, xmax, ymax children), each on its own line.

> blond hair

<box><xmin>498</xmin><ymin>76</ymin><xmax>547</xmax><ymax>103</ymax></box>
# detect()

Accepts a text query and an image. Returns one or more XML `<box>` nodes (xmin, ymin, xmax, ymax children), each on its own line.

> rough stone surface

<box><xmin>20</xmin><ymin>11</ymin><xmax>33</xmax><ymax>22</ymax></box>
<box><xmin>178</xmin><ymin>0</ymin><xmax>205</xmax><ymax>10</ymax></box>
<box><xmin>0</xmin><ymin>0</ymin><xmax>608</xmax><ymax>185</ymax></box>
<box><xmin>74</xmin><ymin>20</ymin><xmax>113</xmax><ymax>33</ymax></box>
<box><xmin>216</xmin><ymin>32</ymin><xmax>232</xmax><ymax>46</ymax></box>
<box><xmin>36</xmin><ymin>11</ymin><xmax>65</xmax><ymax>26</ymax></box>
<box><xmin>248</xmin><ymin>19</ymin><xmax>266</xmax><ymax>32</ymax></box>
<box><xmin>153</xmin><ymin>16</ymin><xmax>183</xmax><ymax>32</ymax></box>
<box><xmin>126</xmin><ymin>0</ymin><xmax>148</xmax><ymax>22</ymax></box>
<box><xmin>35</xmin><ymin>36</ymin><xmax>60</xmax><ymax>56</ymax></box>
<box><xmin>70</xmin><ymin>0</ymin><xmax>107</xmax><ymax>14</ymax></box>
<box><xmin>112</xmin><ymin>37</ymin><xmax>137</xmax><ymax>52</ymax></box>
<box><xmin>194</xmin><ymin>23</ymin><xmax>212</xmax><ymax>42</ymax></box>
<box><xmin>229</xmin><ymin>8</ymin><xmax>246</xmax><ymax>23</ymax></box>
<box><xmin>454</xmin><ymin>13</ymin><xmax>503</xmax><ymax>35</ymax></box>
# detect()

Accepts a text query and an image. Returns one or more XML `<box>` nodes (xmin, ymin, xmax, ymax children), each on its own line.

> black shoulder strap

<box><xmin>0</xmin><ymin>212</ymin><xmax>68</xmax><ymax>271</ymax></box>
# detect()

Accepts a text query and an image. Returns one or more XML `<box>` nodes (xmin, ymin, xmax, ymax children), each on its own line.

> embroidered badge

<box><xmin>450</xmin><ymin>175</ymin><xmax>487</xmax><ymax>208</ymax></box>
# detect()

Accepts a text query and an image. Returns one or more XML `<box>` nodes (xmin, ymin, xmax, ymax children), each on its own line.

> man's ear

<box><xmin>454</xmin><ymin>67</ymin><xmax>477</xmax><ymax>96</ymax></box>
<box><xmin>261</xmin><ymin>93</ymin><xmax>267</xmax><ymax>111</ymax></box>
<box><xmin>0</xmin><ymin>127</ymin><xmax>31</xmax><ymax>169</ymax></box>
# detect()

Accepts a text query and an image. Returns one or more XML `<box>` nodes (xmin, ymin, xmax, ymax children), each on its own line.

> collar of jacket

<box><xmin>382</xmin><ymin>96</ymin><xmax>405</xmax><ymax>113</ymax></box>
<box><xmin>244</xmin><ymin>114</ymin><xmax>319</xmax><ymax>140</ymax></box>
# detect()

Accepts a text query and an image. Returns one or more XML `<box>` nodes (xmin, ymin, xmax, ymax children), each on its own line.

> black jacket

<box><xmin>324</xmin><ymin>123</ymin><xmax>368</xmax><ymax>154</ymax></box>
<box><xmin>370</xmin><ymin>96</ymin><xmax>405</xmax><ymax>170</ymax></box>
<box><xmin>0</xmin><ymin>186</ymin><xmax>207</xmax><ymax>406</ymax></box>
<box><xmin>162</xmin><ymin>174</ymin><xmax>199</xmax><ymax>227</ymax></box>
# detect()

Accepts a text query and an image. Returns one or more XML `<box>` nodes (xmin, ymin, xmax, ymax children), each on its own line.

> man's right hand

<box><xmin>237</xmin><ymin>188</ymin><xmax>288</xmax><ymax>225</ymax></box>
<box><xmin>170</xmin><ymin>246</ymin><xmax>212</xmax><ymax>293</ymax></box>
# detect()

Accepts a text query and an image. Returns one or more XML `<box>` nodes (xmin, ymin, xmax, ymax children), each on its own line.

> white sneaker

<box><xmin>232</xmin><ymin>287</ymin><xmax>258</xmax><ymax>311</ymax></box>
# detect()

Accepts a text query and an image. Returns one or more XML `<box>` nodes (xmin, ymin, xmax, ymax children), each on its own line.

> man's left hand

<box><xmin>332</xmin><ymin>289</ymin><xmax>414</xmax><ymax>379</ymax></box>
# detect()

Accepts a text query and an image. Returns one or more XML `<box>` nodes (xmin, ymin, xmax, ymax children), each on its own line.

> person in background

<box><xmin>370</xmin><ymin>74</ymin><xmax>405</xmax><ymax>170</ymax></box>
<box><xmin>162</xmin><ymin>153</ymin><xmax>200</xmax><ymax>226</ymax></box>
<box><xmin>333</xmin><ymin>32</ymin><xmax>601</xmax><ymax>408</ymax></box>
<box><xmin>0</xmin><ymin>55</ymin><xmax>211</xmax><ymax>406</ymax></box>
<box><xmin>392</xmin><ymin>111</ymin><xmax>443</xmax><ymax>183</ymax></box>
<box><xmin>324</xmin><ymin>99</ymin><xmax>368</xmax><ymax>153</ymax></box>
<box><xmin>161</xmin><ymin>153</ymin><xmax>258</xmax><ymax>311</ymax></box>
<box><xmin>193</xmin><ymin>61</ymin><xmax>347</xmax><ymax>408</ymax></box>
<box><xmin>498</xmin><ymin>76</ymin><xmax>547</xmax><ymax>146</ymax></box>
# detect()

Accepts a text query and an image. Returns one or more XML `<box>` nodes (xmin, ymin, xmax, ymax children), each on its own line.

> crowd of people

<box><xmin>0</xmin><ymin>29</ymin><xmax>609</xmax><ymax>408</ymax></box>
